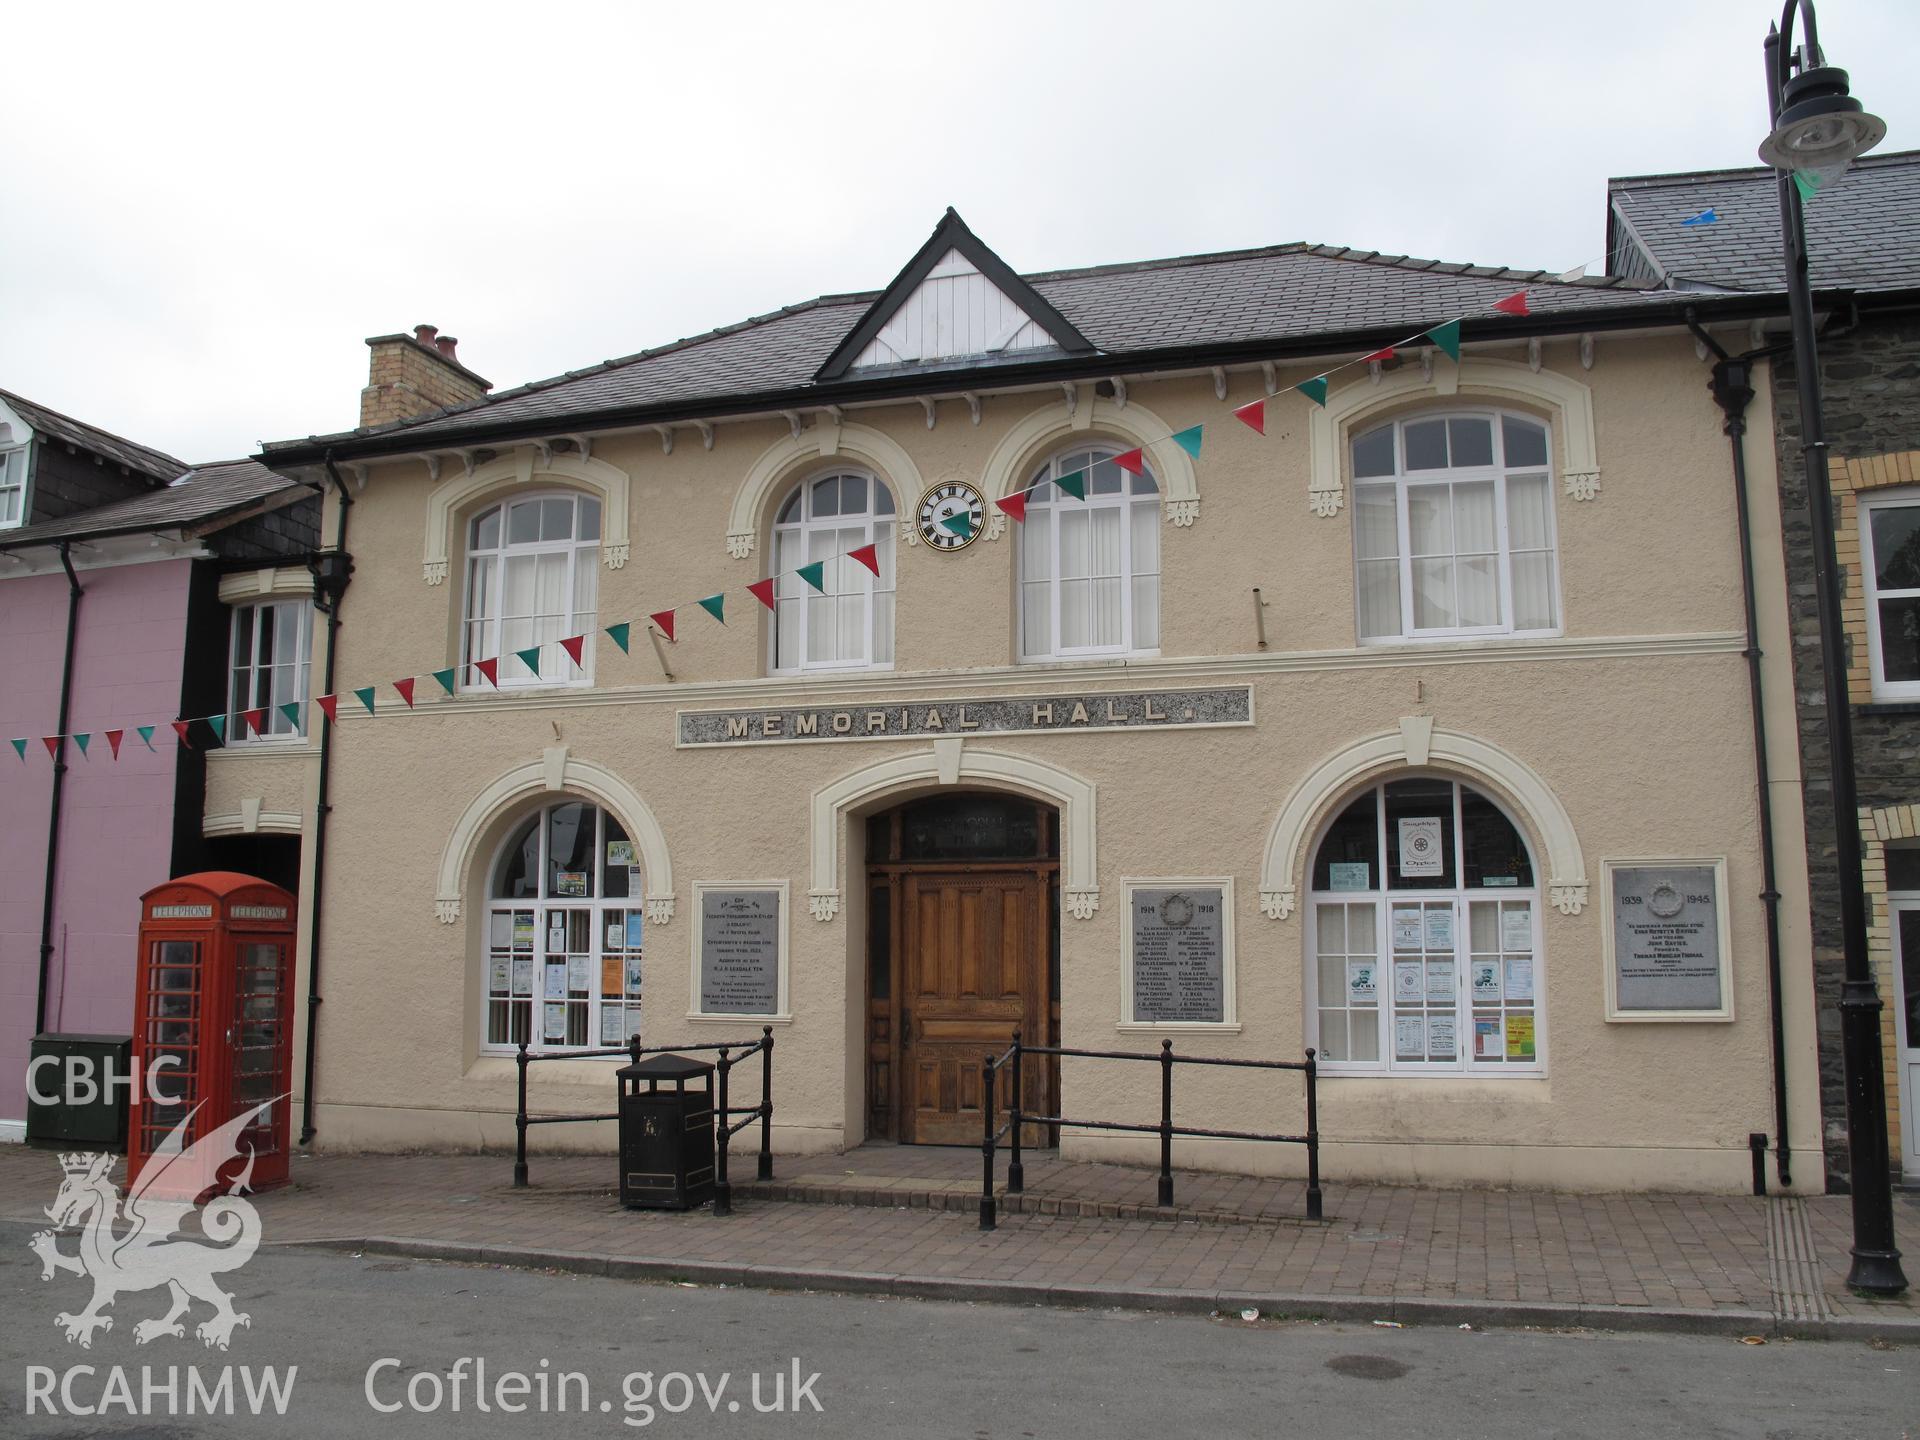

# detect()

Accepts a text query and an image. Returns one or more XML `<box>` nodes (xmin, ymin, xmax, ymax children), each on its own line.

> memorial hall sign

<box><xmin>677</xmin><ymin>687</ymin><xmax>1253</xmax><ymax>747</ymax></box>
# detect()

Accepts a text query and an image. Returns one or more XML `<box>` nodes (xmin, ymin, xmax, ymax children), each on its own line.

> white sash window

<box><xmin>462</xmin><ymin>493</ymin><xmax>600</xmax><ymax>688</ymax></box>
<box><xmin>1018</xmin><ymin>446</ymin><xmax>1160</xmax><ymax>661</ymax></box>
<box><xmin>770</xmin><ymin>471</ymin><xmax>895</xmax><ymax>673</ymax></box>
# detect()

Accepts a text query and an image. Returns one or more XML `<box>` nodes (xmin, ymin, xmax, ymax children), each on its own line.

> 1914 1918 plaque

<box><xmin>1129</xmin><ymin>886</ymin><xmax>1227</xmax><ymax>1023</ymax></box>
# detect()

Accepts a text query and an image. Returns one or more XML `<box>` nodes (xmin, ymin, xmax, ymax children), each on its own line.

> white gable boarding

<box><xmin>852</xmin><ymin>250</ymin><xmax>1053</xmax><ymax>369</ymax></box>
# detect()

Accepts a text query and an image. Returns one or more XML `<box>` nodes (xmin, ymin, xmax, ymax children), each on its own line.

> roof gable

<box><xmin>815</xmin><ymin>209</ymin><xmax>1092</xmax><ymax>380</ymax></box>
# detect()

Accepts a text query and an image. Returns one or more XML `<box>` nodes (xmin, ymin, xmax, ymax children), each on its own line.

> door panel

<box><xmin>900</xmin><ymin>871</ymin><xmax>1045</xmax><ymax>1144</ymax></box>
<box><xmin>1896</xmin><ymin>905</ymin><xmax>1919</xmax><ymax>1180</ymax></box>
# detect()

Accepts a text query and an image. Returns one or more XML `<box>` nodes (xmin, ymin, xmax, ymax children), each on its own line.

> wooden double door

<box><xmin>868</xmin><ymin>866</ymin><xmax>1056</xmax><ymax>1145</ymax></box>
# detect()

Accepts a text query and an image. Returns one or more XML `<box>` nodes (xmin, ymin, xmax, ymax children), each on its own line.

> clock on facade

<box><xmin>915</xmin><ymin>481</ymin><xmax>986</xmax><ymax>551</ymax></box>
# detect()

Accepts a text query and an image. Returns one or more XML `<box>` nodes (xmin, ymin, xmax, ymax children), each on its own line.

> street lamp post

<box><xmin>1758</xmin><ymin>0</ymin><xmax>1905</xmax><ymax>1296</ymax></box>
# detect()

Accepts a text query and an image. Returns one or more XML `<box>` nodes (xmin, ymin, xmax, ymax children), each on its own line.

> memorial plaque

<box><xmin>1611</xmin><ymin>865</ymin><xmax>1723</xmax><ymax>1012</ymax></box>
<box><xmin>699</xmin><ymin>889</ymin><xmax>781</xmax><ymax>1014</ymax></box>
<box><xmin>1130</xmin><ymin>887</ymin><xmax>1226</xmax><ymax>1023</ymax></box>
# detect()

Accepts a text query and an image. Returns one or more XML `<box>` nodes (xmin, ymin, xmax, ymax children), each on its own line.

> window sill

<box><xmin>1858</xmin><ymin>700</ymin><xmax>1920</xmax><ymax>717</ymax></box>
<box><xmin>1317</xmin><ymin>1067</ymin><xmax>1547</xmax><ymax>1081</ymax></box>
<box><xmin>213</xmin><ymin>741</ymin><xmax>319</xmax><ymax>758</ymax></box>
<box><xmin>1357</xmin><ymin>630</ymin><xmax>1564</xmax><ymax>650</ymax></box>
<box><xmin>1016</xmin><ymin>650</ymin><xmax>1164</xmax><ymax>670</ymax></box>
<box><xmin>768</xmin><ymin>664</ymin><xmax>896</xmax><ymax>680</ymax></box>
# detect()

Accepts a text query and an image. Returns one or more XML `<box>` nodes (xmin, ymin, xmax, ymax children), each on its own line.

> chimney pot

<box><xmin>435</xmin><ymin>335</ymin><xmax>459</xmax><ymax>361</ymax></box>
<box><xmin>414</xmin><ymin>323</ymin><xmax>439</xmax><ymax>348</ymax></box>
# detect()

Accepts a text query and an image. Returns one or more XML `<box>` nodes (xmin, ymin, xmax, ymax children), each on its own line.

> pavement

<box><xmin>2</xmin><ymin>1141</ymin><xmax>1916</xmax><ymax>1342</ymax></box>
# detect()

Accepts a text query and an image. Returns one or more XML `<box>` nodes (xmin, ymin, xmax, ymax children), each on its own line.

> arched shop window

<box><xmin>484</xmin><ymin>801</ymin><xmax>644</xmax><ymax>1053</ymax></box>
<box><xmin>1308</xmin><ymin>777</ymin><xmax>1543</xmax><ymax>1075</ymax></box>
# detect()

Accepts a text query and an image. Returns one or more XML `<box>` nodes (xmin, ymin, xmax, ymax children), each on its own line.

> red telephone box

<box><xmin>131</xmin><ymin>873</ymin><xmax>297</xmax><ymax>1193</ymax></box>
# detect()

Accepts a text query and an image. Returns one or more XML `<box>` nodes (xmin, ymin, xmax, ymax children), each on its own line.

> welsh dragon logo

<box><xmin>30</xmin><ymin>1099</ymin><xmax>278</xmax><ymax>1350</ymax></box>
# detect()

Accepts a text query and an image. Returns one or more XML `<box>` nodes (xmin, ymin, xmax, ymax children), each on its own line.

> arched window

<box><xmin>1307</xmin><ymin>778</ymin><xmax>1543</xmax><ymax>1075</ymax></box>
<box><xmin>770</xmin><ymin>471</ymin><xmax>896</xmax><ymax>672</ymax></box>
<box><xmin>462</xmin><ymin>492</ymin><xmax>601</xmax><ymax>688</ymax></box>
<box><xmin>483</xmin><ymin>800</ymin><xmax>643</xmax><ymax>1052</ymax></box>
<box><xmin>1351</xmin><ymin>411</ymin><xmax>1559</xmax><ymax>641</ymax></box>
<box><xmin>1019</xmin><ymin>446</ymin><xmax>1159</xmax><ymax>660</ymax></box>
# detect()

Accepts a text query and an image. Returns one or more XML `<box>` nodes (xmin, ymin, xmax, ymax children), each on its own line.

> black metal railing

<box><xmin>512</xmin><ymin>1028</ymin><xmax>774</xmax><ymax>1205</ymax></box>
<box><xmin>978</xmin><ymin>1033</ymin><xmax>1320</xmax><ymax>1230</ymax></box>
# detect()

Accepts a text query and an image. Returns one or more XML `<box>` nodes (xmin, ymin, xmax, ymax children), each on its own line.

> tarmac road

<box><xmin>0</xmin><ymin>1221</ymin><xmax>1913</xmax><ymax>1439</ymax></box>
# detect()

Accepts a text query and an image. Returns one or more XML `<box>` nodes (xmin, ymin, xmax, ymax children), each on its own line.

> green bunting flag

<box><xmin>1055</xmin><ymin>469</ymin><xmax>1087</xmax><ymax>501</ymax></box>
<box><xmin>11</xmin><ymin>738</ymin><xmax>27</xmax><ymax>761</ymax></box>
<box><xmin>431</xmin><ymin>667</ymin><xmax>457</xmax><ymax>696</ymax></box>
<box><xmin>797</xmin><ymin>560</ymin><xmax>827</xmax><ymax>593</ymax></box>
<box><xmin>606</xmin><ymin>621</ymin><xmax>631</xmax><ymax>654</ymax></box>
<box><xmin>1171</xmin><ymin>425</ymin><xmax>1204</xmax><ymax>459</ymax></box>
<box><xmin>515</xmin><ymin>646</ymin><xmax>542</xmax><ymax>677</ymax></box>
<box><xmin>697</xmin><ymin>594</ymin><xmax>726</xmax><ymax>625</ymax></box>
<box><xmin>1297</xmin><ymin>376</ymin><xmax>1329</xmax><ymax>407</ymax></box>
<box><xmin>939</xmin><ymin>512</ymin><xmax>973</xmax><ymax>541</ymax></box>
<box><xmin>279</xmin><ymin>702</ymin><xmax>302</xmax><ymax>729</ymax></box>
<box><xmin>1793</xmin><ymin>170</ymin><xmax>1821</xmax><ymax>202</ymax></box>
<box><xmin>207</xmin><ymin>715</ymin><xmax>227</xmax><ymax>743</ymax></box>
<box><xmin>137</xmin><ymin>726</ymin><xmax>156</xmax><ymax>751</ymax></box>
<box><xmin>354</xmin><ymin>686</ymin><xmax>377</xmax><ymax>716</ymax></box>
<box><xmin>1425</xmin><ymin>319</ymin><xmax>1462</xmax><ymax>362</ymax></box>
<box><xmin>74</xmin><ymin>733</ymin><xmax>92</xmax><ymax>756</ymax></box>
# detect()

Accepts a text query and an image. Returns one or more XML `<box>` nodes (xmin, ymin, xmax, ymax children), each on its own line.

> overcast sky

<box><xmin>5</xmin><ymin>0</ymin><xmax>1917</xmax><ymax>465</ymax></box>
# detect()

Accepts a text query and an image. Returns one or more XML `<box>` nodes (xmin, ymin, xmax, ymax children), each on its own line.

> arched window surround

<box><xmin>979</xmin><ymin>393</ymin><xmax>1201</xmax><ymax>537</ymax></box>
<box><xmin>421</xmin><ymin>447</ymin><xmax>632</xmax><ymax>583</ymax></box>
<box><xmin>726</xmin><ymin>422</ymin><xmax>923</xmax><ymax>560</ymax></box>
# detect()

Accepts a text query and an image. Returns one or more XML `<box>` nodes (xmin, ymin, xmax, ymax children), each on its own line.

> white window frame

<box><xmin>1117</xmin><ymin>876</ymin><xmax>1240</xmax><ymax>1033</ymax></box>
<box><xmin>0</xmin><ymin>444</ymin><xmax>27</xmax><ymax>528</ymax></box>
<box><xmin>1350</xmin><ymin>409</ymin><xmax>1562</xmax><ymax>644</ymax></box>
<box><xmin>1017</xmin><ymin>445</ymin><xmax>1162</xmax><ymax>662</ymax></box>
<box><xmin>481</xmin><ymin>801</ymin><xmax>645</xmax><ymax>1056</ymax></box>
<box><xmin>1860</xmin><ymin>487</ymin><xmax>1920</xmax><ymax>702</ymax></box>
<box><xmin>686</xmin><ymin>879</ymin><xmax>792</xmax><ymax>1024</ymax></box>
<box><xmin>1306</xmin><ymin>778</ymin><xmax>1546</xmax><ymax>1078</ymax></box>
<box><xmin>226</xmin><ymin>599</ymin><xmax>312</xmax><ymax>743</ymax></box>
<box><xmin>767</xmin><ymin>470</ymin><xmax>896</xmax><ymax>675</ymax></box>
<box><xmin>461</xmin><ymin>491</ymin><xmax>599</xmax><ymax>692</ymax></box>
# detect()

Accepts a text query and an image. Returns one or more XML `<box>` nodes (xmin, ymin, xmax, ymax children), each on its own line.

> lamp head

<box><xmin>1759</xmin><ymin>65</ymin><xmax>1886</xmax><ymax>190</ymax></box>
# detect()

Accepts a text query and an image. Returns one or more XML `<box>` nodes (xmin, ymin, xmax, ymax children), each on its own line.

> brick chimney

<box><xmin>360</xmin><ymin>323</ymin><xmax>492</xmax><ymax>428</ymax></box>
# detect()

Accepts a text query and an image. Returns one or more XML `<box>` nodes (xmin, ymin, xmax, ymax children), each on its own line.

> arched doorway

<box><xmin>864</xmin><ymin>791</ymin><xmax>1059</xmax><ymax>1144</ymax></box>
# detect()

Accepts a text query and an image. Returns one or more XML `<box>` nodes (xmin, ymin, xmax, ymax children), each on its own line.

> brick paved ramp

<box><xmin>3</xmin><ymin>1145</ymin><xmax>1913</xmax><ymax>1340</ymax></box>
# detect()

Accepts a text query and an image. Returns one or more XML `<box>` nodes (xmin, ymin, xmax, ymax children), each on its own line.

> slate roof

<box><xmin>1608</xmin><ymin>149</ymin><xmax>1920</xmax><ymax>294</ymax></box>
<box><xmin>0</xmin><ymin>388</ymin><xmax>187</xmax><ymax>484</ymax></box>
<box><xmin>261</xmin><ymin>236</ymin><xmax>1737</xmax><ymax>463</ymax></box>
<box><xmin>0</xmin><ymin>459</ymin><xmax>311</xmax><ymax>550</ymax></box>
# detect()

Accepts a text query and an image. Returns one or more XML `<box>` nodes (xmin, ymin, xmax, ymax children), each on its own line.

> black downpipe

<box><xmin>299</xmin><ymin>457</ymin><xmax>353</xmax><ymax>1145</ymax></box>
<box><xmin>33</xmin><ymin>543</ymin><xmax>84</xmax><ymax>1037</ymax></box>
<box><xmin>1692</xmin><ymin>309</ymin><xmax>1793</xmax><ymax>1189</ymax></box>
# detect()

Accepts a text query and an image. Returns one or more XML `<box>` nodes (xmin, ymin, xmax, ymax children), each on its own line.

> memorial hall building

<box><xmin>253</xmin><ymin>210</ymin><xmax>1833</xmax><ymax>1193</ymax></box>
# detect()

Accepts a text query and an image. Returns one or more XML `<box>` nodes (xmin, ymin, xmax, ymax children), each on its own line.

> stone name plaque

<box><xmin>1130</xmin><ymin>887</ymin><xmax>1226</xmax><ymax>1024</ymax></box>
<box><xmin>698</xmin><ymin>889</ymin><xmax>781</xmax><ymax>1015</ymax></box>
<box><xmin>1611</xmin><ymin>865</ymin><xmax>1722</xmax><ymax>1012</ymax></box>
<box><xmin>678</xmin><ymin>687</ymin><xmax>1253</xmax><ymax>747</ymax></box>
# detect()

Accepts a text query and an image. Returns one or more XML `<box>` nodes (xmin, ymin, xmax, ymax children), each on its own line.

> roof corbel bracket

<box><xmin>960</xmin><ymin>393</ymin><xmax>980</xmax><ymax>427</ymax></box>
<box><xmin>417</xmin><ymin>452</ymin><xmax>441</xmax><ymax>482</ymax></box>
<box><xmin>348</xmin><ymin>463</ymin><xmax>369</xmax><ymax>491</ymax></box>
<box><xmin>1749</xmin><ymin>321</ymin><xmax>1769</xmax><ymax>352</ymax></box>
<box><xmin>532</xmin><ymin>439</ymin><xmax>554</xmax><ymax>468</ymax></box>
<box><xmin>1420</xmin><ymin>352</ymin><xmax>1433</xmax><ymax>384</ymax></box>
<box><xmin>1695</xmin><ymin>336</ymin><xmax>1713</xmax><ymax>363</ymax></box>
<box><xmin>1261</xmin><ymin>362</ymin><xmax>1278</xmax><ymax>397</ymax></box>
<box><xmin>1368</xmin><ymin>360</ymin><xmax>1383</xmax><ymax>386</ymax></box>
<box><xmin>919</xmin><ymin>397</ymin><xmax>937</xmax><ymax>430</ymax></box>
<box><xmin>1059</xmin><ymin>383</ymin><xmax>1077</xmax><ymax>418</ymax></box>
<box><xmin>1527</xmin><ymin>338</ymin><xmax>1543</xmax><ymax>373</ymax></box>
<box><xmin>456</xmin><ymin>449</ymin><xmax>477</xmax><ymax>480</ymax></box>
<box><xmin>1210</xmin><ymin>367</ymin><xmax>1228</xmax><ymax>401</ymax></box>
<box><xmin>781</xmin><ymin>410</ymin><xmax>804</xmax><ymax>441</ymax></box>
<box><xmin>695</xmin><ymin>420</ymin><xmax>714</xmax><ymax>451</ymax></box>
<box><xmin>1579</xmin><ymin>335</ymin><xmax>1595</xmax><ymax>372</ymax></box>
<box><xmin>1108</xmin><ymin>377</ymin><xmax>1128</xmax><ymax>408</ymax></box>
<box><xmin>568</xmin><ymin>433</ymin><xmax>593</xmax><ymax>461</ymax></box>
<box><xmin>822</xmin><ymin>405</ymin><xmax>845</xmax><ymax>424</ymax></box>
<box><xmin>655</xmin><ymin>425</ymin><xmax>674</xmax><ymax>456</ymax></box>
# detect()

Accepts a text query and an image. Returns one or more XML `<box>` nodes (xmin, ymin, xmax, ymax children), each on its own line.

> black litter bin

<box><xmin>617</xmin><ymin>1054</ymin><xmax>715</xmax><ymax>1210</ymax></box>
<box><xmin>25</xmin><ymin>1034</ymin><xmax>132</xmax><ymax>1149</ymax></box>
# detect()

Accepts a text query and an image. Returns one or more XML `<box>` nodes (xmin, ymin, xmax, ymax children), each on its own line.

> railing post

<box><xmin>757</xmin><ymin>1026</ymin><xmax>774</xmax><ymax>1182</ymax></box>
<box><xmin>1007</xmin><ymin>1030</ymin><xmax>1025</xmax><ymax>1195</ymax></box>
<box><xmin>1158</xmin><ymin>1039</ymin><xmax>1174</xmax><ymax>1208</ymax></box>
<box><xmin>1304</xmin><ymin>1048</ymin><xmax>1323</xmax><ymax>1221</ymax></box>
<box><xmin>629</xmin><ymin>1034</ymin><xmax>642</xmax><ymax>1066</ymax></box>
<box><xmin>979</xmin><ymin>1054</ymin><xmax>997</xmax><ymax>1231</ymax></box>
<box><xmin>713</xmin><ymin>1046</ymin><xmax>732</xmax><ymax>1217</ymax></box>
<box><xmin>513</xmin><ymin>1041</ymin><xmax>530</xmax><ymax>1188</ymax></box>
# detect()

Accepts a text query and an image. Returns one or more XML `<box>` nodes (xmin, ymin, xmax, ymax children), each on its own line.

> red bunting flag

<box><xmin>649</xmin><ymin>609</ymin><xmax>676</xmax><ymax>643</ymax></box>
<box><xmin>42</xmin><ymin>736</ymin><xmax>60</xmax><ymax>758</ymax></box>
<box><xmin>242</xmin><ymin>707</ymin><xmax>268</xmax><ymax>736</ymax></box>
<box><xmin>393</xmin><ymin>678</ymin><xmax>416</xmax><ymax>709</ymax></box>
<box><xmin>316</xmin><ymin>695</ymin><xmax>340</xmax><ymax>724</ymax></box>
<box><xmin>106</xmin><ymin>729</ymin><xmax>124</xmax><ymax>760</ymax></box>
<box><xmin>560</xmin><ymin>635</ymin><xmax>586</xmax><ymax>669</ymax></box>
<box><xmin>172</xmin><ymin>720</ymin><xmax>194</xmax><ymax>749</ymax></box>
<box><xmin>1492</xmin><ymin>290</ymin><xmax>1530</xmax><ymax>317</ymax></box>
<box><xmin>994</xmin><ymin>492</ymin><xmax>1028</xmax><ymax>524</ymax></box>
<box><xmin>1232</xmin><ymin>399</ymin><xmax>1266</xmax><ymax>435</ymax></box>
<box><xmin>748</xmin><ymin>577</ymin><xmax>777</xmax><ymax>612</ymax></box>
<box><xmin>1112</xmin><ymin>448</ymin><xmax>1146</xmax><ymax>476</ymax></box>
<box><xmin>474</xmin><ymin>657</ymin><xmax>500</xmax><ymax>687</ymax></box>
<box><xmin>1363</xmin><ymin>346</ymin><xmax>1397</xmax><ymax>363</ymax></box>
<box><xmin>847</xmin><ymin>543</ymin><xmax>881</xmax><ymax>575</ymax></box>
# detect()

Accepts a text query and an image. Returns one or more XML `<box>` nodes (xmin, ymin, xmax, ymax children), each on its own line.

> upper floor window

<box><xmin>1019</xmin><ymin>446</ymin><xmax>1159</xmax><ymax>661</ymax></box>
<box><xmin>228</xmin><ymin>600</ymin><xmax>312</xmax><ymax>741</ymax></box>
<box><xmin>771</xmin><ymin>471</ymin><xmax>896</xmax><ymax>672</ymax></box>
<box><xmin>463</xmin><ymin>493</ymin><xmax>599</xmax><ymax>689</ymax></box>
<box><xmin>1351</xmin><ymin>411</ymin><xmax>1559</xmax><ymax>642</ymax></box>
<box><xmin>0</xmin><ymin>446</ymin><xmax>26</xmax><ymax>527</ymax></box>
<box><xmin>1861</xmin><ymin>489</ymin><xmax>1920</xmax><ymax>700</ymax></box>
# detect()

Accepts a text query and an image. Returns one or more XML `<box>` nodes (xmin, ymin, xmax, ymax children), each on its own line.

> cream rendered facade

<box><xmin>284</xmin><ymin>335</ymin><xmax>1823</xmax><ymax>1194</ymax></box>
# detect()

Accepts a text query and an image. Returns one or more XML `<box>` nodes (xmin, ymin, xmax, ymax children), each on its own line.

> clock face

<box><xmin>915</xmin><ymin>481</ymin><xmax>986</xmax><ymax>551</ymax></box>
